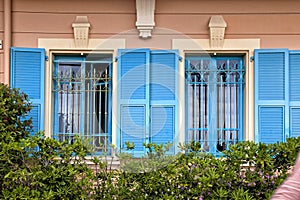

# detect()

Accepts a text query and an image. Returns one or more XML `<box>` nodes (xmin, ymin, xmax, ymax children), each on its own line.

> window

<box><xmin>52</xmin><ymin>54</ymin><xmax>112</xmax><ymax>154</ymax></box>
<box><xmin>185</xmin><ymin>55</ymin><xmax>245</xmax><ymax>155</ymax></box>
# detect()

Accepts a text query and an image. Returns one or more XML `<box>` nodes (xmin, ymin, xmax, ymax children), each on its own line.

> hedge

<box><xmin>1</xmin><ymin>83</ymin><xmax>298</xmax><ymax>199</ymax></box>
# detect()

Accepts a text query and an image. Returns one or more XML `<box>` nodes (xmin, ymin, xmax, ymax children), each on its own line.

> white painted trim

<box><xmin>172</xmin><ymin>38</ymin><xmax>260</xmax><ymax>143</ymax></box>
<box><xmin>38</xmin><ymin>38</ymin><xmax>125</xmax><ymax>148</ymax></box>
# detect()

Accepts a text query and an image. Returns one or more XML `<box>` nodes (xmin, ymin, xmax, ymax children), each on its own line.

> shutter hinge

<box><xmin>179</xmin><ymin>56</ymin><xmax>183</xmax><ymax>62</ymax></box>
<box><xmin>250</xmin><ymin>56</ymin><xmax>254</xmax><ymax>62</ymax></box>
<box><xmin>114</xmin><ymin>57</ymin><xmax>118</xmax><ymax>62</ymax></box>
<box><xmin>45</xmin><ymin>55</ymin><xmax>49</xmax><ymax>61</ymax></box>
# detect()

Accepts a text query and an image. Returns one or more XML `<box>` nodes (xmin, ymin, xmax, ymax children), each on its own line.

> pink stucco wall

<box><xmin>11</xmin><ymin>0</ymin><xmax>136</xmax><ymax>47</ymax></box>
<box><xmin>0</xmin><ymin>0</ymin><xmax>4</xmax><ymax>82</ymax></box>
<box><xmin>9</xmin><ymin>0</ymin><xmax>300</xmax><ymax>47</ymax></box>
<box><xmin>1</xmin><ymin>0</ymin><xmax>300</xmax><ymax>82</ymax></box>
<box><xmin>155</xmin><ymin>0</ymin><xmax>300</xmax><ymax>48</ymax></box>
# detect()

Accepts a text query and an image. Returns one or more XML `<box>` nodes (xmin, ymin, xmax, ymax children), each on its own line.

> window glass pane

<box><xmin>52</xmin><ymin>55</ymin><xmax>112</xmax><ymax>154</ymax></box>
<box><xmin>186</xmin><ymin>56</ymin><xmax>244</xmax><ymax>155</ymax></box>
<box><xmin>57</xmin><ymin>63</ymin><xmax>81</xmax><ymax>136</ymax></box>
<box><xmin>84</xmin><ymin>62</ymin><xmax>110</xmax><ymax>153</ymax></box>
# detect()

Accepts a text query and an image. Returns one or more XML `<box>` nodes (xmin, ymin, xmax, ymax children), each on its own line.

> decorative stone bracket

<box><xmin>136</xmin><ymin>0</ymin><xmax>155</xmax><ymax>39</ymax></box>
<box><xmin>72</xmin><ymin>16</ymin><xmax>91</xmax><ymax>48</ymax></box>
<box><xmin>209</xmin><ymin>15</ymin><xmax>227</xmax><ymax>49</ymax></box>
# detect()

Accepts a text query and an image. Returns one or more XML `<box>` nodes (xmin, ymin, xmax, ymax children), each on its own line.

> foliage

<box><xmin>91</xmin><ymin>139</ymin><xmax>299</xmax><ymax>200</ymax></box>
<box><xmin>119</xmin><ymin>142</ymin><xmax>175</xmax><ymax>173</ymax></box>
<box><xmin>2</xmin><ymin>83</ymin><xmax>300</xmax><ymax>199</ymax></box>
<box><xmin>0</xmin><ymin>83</ymin><xmax>32</xmax><ymax>195</ymax></box>
<box><xmin>2</xmin><ymin>133</ymin><xmax>94</xmax><ymax>199</ymax></box>
<box><xmin>0</xmin><ymin>83</ymin><xmax>32</xmax><ymax>141</ymax></box>
<box><xmin>0</xmin><ymin>84</ymin><xmax>93</xmax><ymax>199</ymax></box>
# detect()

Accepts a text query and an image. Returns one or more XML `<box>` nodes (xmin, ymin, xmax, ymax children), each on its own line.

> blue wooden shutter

<box><xmin>150</xmin><ymin>50</ymin><xmax>178</xmax><ymax>153</ymax></box>
<box><xmin>121</xmin><ymin>106</ymin><xmax>146</xmax><ymax>153</ymax></box>
<box><xmin>254</xmin><ymin>49</ymin><xmax>288</xmax><ymax>143</ymax></box>
<box><xmin>290</xmin><ymin>108</ymin><xmax>300</xmax><ymax>138</ymax></box>
<box><xmin>151</xmin><ymin>106</ymin><xmax>175</xmax><ymax>152</ymax></box>
<box><xmin>259</xmin><ymin>107</ymin><xmax>284</xmax><ymax>143</ymax></box>
<box><xmin>118</xmin><ymin>49</ymin><xmax>149</xmax><ymax>156</ymax></box>
<box><xmin>289</xmin><ymin>51</ymin><xmax>300</xmax><ymax>138</ymax></box>
<box><xmin>10</xmin><ymin>47</ymin><xmax>45</xmax><ymax>133</ymax></box>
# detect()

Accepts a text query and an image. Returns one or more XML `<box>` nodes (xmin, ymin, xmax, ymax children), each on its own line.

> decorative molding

<box><xmin>135</xmin><ymin>0</ymin><xmax>155</xmax><ymax>39</ymax></box>
<box><xmin>72</xmin><ymin>16</ymin><xmax>91</xmax><ymax>48</ymax></box>
<box><xmin>208</xmin><ymin>15</ymin><xmax>227</xmax><ymax>49</ymax></box>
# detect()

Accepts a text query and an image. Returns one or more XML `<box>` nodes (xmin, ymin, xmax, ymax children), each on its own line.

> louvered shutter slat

<box><xmin>120</xmin><ymin>51</ymin><xmax>147</xmax><ymax>100</ymax></box>
<box><xmin>289</xmin><ymin>53</ymin><xmax>300</xmax><ymax>101</ymax></box>
<box><xmin>118</xmin><ymin>49</ymin><xmax>149</xmax><ymax>156</ymax></box>
<box><xmin>121</xmin><ymin>106</ymin><xmax>146</xmax><ymax>152</ymax></box>
<box><xmin>259</xmin><ymin>107</ymin><xmax>284</xmax><ymax>143</ymax></box>
<box><xmin>255</xmin><ymin>49</ymin><xmax>288</xmax><ymax>143</ymax></box>
<box><xmin>290</xmin><ymin>108</ymin><xmax>300</xmax><ymax>138</ymax></box>
<box><xmin>150</xmin><ymin>52</ymin><xmax>176</xmax><ymax>101</ymax></box>
<box><xmin>150</xmin><ymin>50</ymin><xmax>178</xmax><ymax>153</ymax></box>
<box><xmin>10</xmin><ymin>47</ymin><xmax>45</xmax><ymax>134</ymax></box>
<box><xmin>257</xmin><ymin>52</ymin><xmax>285</xmax><ymax>101</ymax></box>
<box><xmin>151</xmin><ymin>106</ymin><xmax>175</xmax><ymax>153</ymax></box>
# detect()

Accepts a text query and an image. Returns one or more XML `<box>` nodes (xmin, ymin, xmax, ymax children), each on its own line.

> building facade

<box><xmin>1</xmin><ymin>0</ymin><xmax>300</xmax><ymax>156</ymax></box>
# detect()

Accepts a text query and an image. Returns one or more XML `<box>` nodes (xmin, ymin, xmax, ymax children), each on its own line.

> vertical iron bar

<box><xmin>80</xmin><ymin>61</ymin><xmax>85</xmax><ymax>137</ymax></box>
<box><xmin>98</xmin><ymin>70</ymin><xmax>102</xmax><ymax>136</ymax></box>
<box><xmin>77</xmin><ymin>83</ymin><xmax>80</xmax><ymax>134</ymax></box>
<box><xmin>98</xmin><ymin>69</ymin><xmax>102</xmax><ymax>151</ymax></box>
<box><xmin>59</xmin><ymin>68</ymin><xmax>63</xmax><ymax>139</ymax></box>
<box><xmin>63</xmin><ymin>78</ymin><xmax>67</xmax><ymax>141</ymax></box>
<box><xmin>193</xmin><ymin>64</ymin><xmax>197</xmax><ymax>141</ymax></box>
<box><xmin>71</xmin><ymin>69</ymin><xmax>74</xmax><ymax>134</ymax></box>
<box><xmin>226</xmin><ymin>60</ymin><xmax>231</xmax><ymax>146</ymax></box>
<box><xmin>200</xmin><ymin>60</ymin><xmax>204</xmax><ymax>143</ymax></box>
<box><xmin>205</xmin><ymin>72</ymin><xmax>208</xmax><ymax>150</ymax></box>
<box><xmin>92</xmin><ymin>65</ymin><xmax>96</xmax><ymax>149</ymax></box>
<box><xmin>66</xmin><ymin>68</ymin><xmax>71</xmax><ymax>136</ymax></box>
<box><xmin>104</xmin><ymin>67</ymin><xmax>109</xmax><ymax>151</ymax></box>
<box><xmin>232</xmin><ymin>64</ymin><xmax>237</xmax><ymax>144</ymax></box>
<box><xmin>219</xmin><ymin>64</ymin><xmax>224</xmax><ymax>148</ymax></box>
<box><xmin>86</xmin><ymin>75</ymin><xmax>90</xmax><ymax>138</ymax></box>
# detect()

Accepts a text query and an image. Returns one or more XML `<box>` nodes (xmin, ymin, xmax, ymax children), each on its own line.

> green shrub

<box><xmin>270</xmin><ymin>136</ymin><xmax>300</xmax><ymax>173</ymax></box>
<box><xmin>0</xmin><ymin>84</ymin><xmax>93</xmax><ymax>199</ymax></box>
<box><xmin>0</xmin><ymin>83</ymin><xmax>32</xmax><ymax>195</ymax></box>
<box><xmin>2</xmin><ymin>83</ymin><xmax>300</xmax><ymax>199</ymax></box>
<box><xmin>92</xmin><ymin>140</ymin><xmax>299</xmax><ymax>200</ymax></box>
<box><xmin>2</xmin><ymin>133</ymin><xmax>94</xmax><ymax>199</ymax></box>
